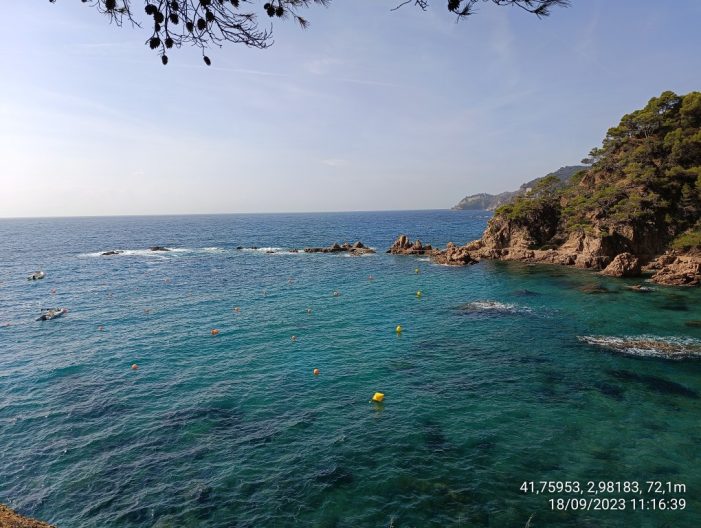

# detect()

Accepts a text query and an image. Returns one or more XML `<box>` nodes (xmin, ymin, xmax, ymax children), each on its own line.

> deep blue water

<box><xmin>1</xmin><ymin>210</ymin><xmax>700</xmax><ymax>527</ymax></box>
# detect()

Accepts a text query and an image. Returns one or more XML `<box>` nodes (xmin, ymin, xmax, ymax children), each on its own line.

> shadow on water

<box><xmin>607</xmin><ymin>370</ymin><xmax>699</xmax><ymax>398</ymax></box>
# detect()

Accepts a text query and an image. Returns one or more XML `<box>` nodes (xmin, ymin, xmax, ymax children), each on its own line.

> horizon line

<box><xmin>0</xmin><ymin>207</ymin><xmax>483</xmax><ymax>221</ymax></box>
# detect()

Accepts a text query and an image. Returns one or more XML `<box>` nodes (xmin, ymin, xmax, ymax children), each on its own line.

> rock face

<box><xmin>303</xmin><ymin>242</ymin><xmax>375</xmax><ymax>255</ymax></box>
<box><xmin>601</xmin><ymin>253</ymin><xmax>641</xmax><ymax>277</ymax></box>
<box><xmin>0</xmin><ymin>504</ymin><xmax>55</xmax><ymax>528</ymax></box>
<box><xmin>387</xmin><ymin>235</ymin><xmax>434</xmax><ymax>255</ymax></box>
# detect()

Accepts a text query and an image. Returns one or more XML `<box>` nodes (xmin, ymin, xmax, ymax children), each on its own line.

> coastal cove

<box><xmin>2</xmin><ymin>210</ymin><xmax>701</xmax><ymax>527</ymax></box>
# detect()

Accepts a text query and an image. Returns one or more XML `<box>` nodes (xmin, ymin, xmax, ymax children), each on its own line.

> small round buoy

<box><xmin>291</xmin><ymin>335</ymin><xmax>297</xmax><ymax>342</ymax></box>
<box><xmin>368</xmin><ymin>275</ymin><xmax>374</xmax><ymax>281</ymax></box>
<box><xmin>306</xmin><ymin>308</ymin><xmax>312</xmax><ymax>314</ymax></box>
<box><xmin>395</xmin><ymin>325</ymin><xmax>403</xmax><ymax>334</ymax></box>
<box><xmin>415</xmin><ymin>268</ymin><xmax>420</xmax><ymax>274</ymax></box>
<box><xmin>98</xmin><ymin>325</ymin><xmax>104</xmax><ymax>331</ymax></box>
<box><xmin>371</xmin><ymin>392</ymin><xmax>384</xmax><ymax>403</ymax></box>
<box><xmin>233</xmin><ymin>306</ymin><xmax>241</xmax><ymax>313</ymax></box>
<box><xmin>51</xmin><ymin>288</ymin><xmax>56</xmax><ymax>294</ymax></box>
<box><xmin>211</xmin><ymin>329</ymin><xmax>220</xmax><ymax>336</ymax></box>
<box><xmin>333</xmin><ymin>290</ymin><xmax>340</xmax><ymax>297</ymax></box>
<box><xmin>416</xmin><ymin>290</ymin><xmax>422</xmax><ymax>298</ymax></box>
<box><xmin>131</xmin><ymin>364</ymin><xmax>138</xmax><ymax>370</ymax></box>
<box><xmin>313</xmin><ymin>368</ymin><xmax>320</xmax><ymax>376</ymax></box>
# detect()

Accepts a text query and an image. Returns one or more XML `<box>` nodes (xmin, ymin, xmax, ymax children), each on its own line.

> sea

<box><xmin>1</xmin><ymin>210</ymin><xmax>700</xmax><ymax>527</ymax></box>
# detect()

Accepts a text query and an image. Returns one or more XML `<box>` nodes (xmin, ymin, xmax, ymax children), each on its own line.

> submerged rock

<box><xmin>149</xmin><ymin>246</ymin><xmax>170</xmax><ymax>252</ymax></box>
<box><xmin>101</xmin><ymin>250</ymin><xmax>122</xmax><ymax>256</ymax></box>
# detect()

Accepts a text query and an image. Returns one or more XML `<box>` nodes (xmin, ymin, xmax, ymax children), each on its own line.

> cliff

<box><xmin>451</xmin><ymin>165</ymin><xmax>588</xmax><ymax>211</ymax></box>
<box><xmin>440</xmin><ymin>91</ymin><xmax>701</xmax><ymax>286</ymax></box>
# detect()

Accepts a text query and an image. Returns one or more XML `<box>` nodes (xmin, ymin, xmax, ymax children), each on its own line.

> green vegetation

<box><xmin>671</xmin><ymin>224</ymin><xmax>701</xmax><ymax>249</ymax></box>
<box><xmin>491</xmin><ymin>90</ymin><xmax>701</xmax><ymax>252</ymax></box>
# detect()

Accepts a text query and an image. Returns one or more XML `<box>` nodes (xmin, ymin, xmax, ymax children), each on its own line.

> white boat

<box><xmin>27</xmin><ymin>271</ymin><xmax>45</xmax><ymax>280</ymax></box>
<box><xmin>37</xmin><ymin>308</ymin><xmax>66</xmax><ymax>321</ymax></box>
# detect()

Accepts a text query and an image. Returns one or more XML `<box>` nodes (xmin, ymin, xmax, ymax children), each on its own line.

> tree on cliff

<box><xmin>497</xmin><ymin>91</ymin><xmax>701</xmax><ymax>250</ymax></box>
<box><xmin>48</xmin><ymin>0</ymin><xmax>569</xmax><ymax>65</ymax></box>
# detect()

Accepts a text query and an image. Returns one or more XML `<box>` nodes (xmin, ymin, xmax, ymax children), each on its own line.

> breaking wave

<box><xmin>459</xmin><ymin>300</ymin><xmax>532</xmax><ymax>314</ymax></box>
<box><xmin>578</xmin><ymin>335</ymin><xmax>701</xmax><ymax>360</ymax></box>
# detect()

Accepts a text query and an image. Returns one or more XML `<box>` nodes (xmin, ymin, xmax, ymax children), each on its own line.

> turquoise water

<box><xmin>1</xmin><ymin>210</ymin><xmax>700</xmax><ymax>527</ymax></box>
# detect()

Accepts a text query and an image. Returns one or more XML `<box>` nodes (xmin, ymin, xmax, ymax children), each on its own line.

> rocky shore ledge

<box><xmin>386</xmin><ymin>233</ymin><xmax>701</xmax><ymax>286</ymax></box>
<box><xmin>0</xmin><ymin>504</ymin><xmax>55</xmax><ymax>528</ymax></box>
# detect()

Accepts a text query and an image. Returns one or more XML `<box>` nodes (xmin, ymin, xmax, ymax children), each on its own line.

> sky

<box><xmin>1</xmin><ymin>0</ymin><xmax>700</xmax><ymax>217</ymax></box>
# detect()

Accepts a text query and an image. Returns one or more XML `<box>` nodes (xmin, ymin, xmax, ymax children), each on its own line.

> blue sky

<box><xmin>1</xmin><ymin>0</ymin><xmax>700</xmax><ymax>217</ymax></box>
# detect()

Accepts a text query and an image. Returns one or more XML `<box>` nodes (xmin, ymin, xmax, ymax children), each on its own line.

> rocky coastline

<box><xmin>386</xmin><ymin>232</ymin><xmax>700</xmax><ymax>286</ymax></box>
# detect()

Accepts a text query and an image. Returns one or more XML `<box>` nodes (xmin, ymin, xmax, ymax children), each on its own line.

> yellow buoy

<box><xmin>415</xmin><ymin>268</ymin><xmax>420</xmax><ymax>274</ymax></box>
<box><xmin>395</xmin><ymin>325</ymin><xmax>403</xmax><ymax>334</ymax></box>
<box><xmin>371</xmin><ymin>392</ymin><xmax>385</xmax><ymax>403</ymax></box>
<box><xmin>131</xmin><ymin>364</ymin><xmax>138</xmax><ymax>370</ymax></box>
<box><xmin>313</xmin><ymin>368</ymin><xmax>320</xmax><ymax>376</ymax></box>
<box><xmin>416</xmin><ymin>290</ymin><xmax>422</xmax><ymax>298</ymax></box>
<box><xmin>211</xmin><ymin>328</ymin><xmax>220</xmax><ymax>336</ymax></box>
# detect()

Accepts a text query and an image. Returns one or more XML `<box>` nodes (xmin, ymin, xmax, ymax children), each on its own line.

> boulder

<box><xmin>601</xmin><ymin>253</ymin><xmax>641</xmax><ymax>277</ymax></box>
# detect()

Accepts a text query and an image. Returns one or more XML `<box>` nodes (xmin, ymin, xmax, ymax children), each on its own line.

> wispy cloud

<box><xmin>320</xmin><ymin>158</ymin><xmax>349</xmax><ymax>167</ymax></box>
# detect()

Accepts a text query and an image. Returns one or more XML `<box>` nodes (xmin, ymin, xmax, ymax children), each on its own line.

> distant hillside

<box><xmin>451</xmin><ymin>165</ymin><xmax>588</xmax><ymax>211</ymax></box>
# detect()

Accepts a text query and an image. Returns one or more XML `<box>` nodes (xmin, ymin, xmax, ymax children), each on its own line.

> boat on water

<box><xmin>27</xmin><ymin>271</ymin><xmax>45</xmax><ymax>280</ymax></box>
<box><xmin>37</xmin><ymin>308</ymin><xmax>66</xmax><ymax>321</ymax></box>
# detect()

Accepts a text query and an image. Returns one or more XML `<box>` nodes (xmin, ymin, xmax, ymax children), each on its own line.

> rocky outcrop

<box><xmin>601</xmin><ymin>253</ymin><xmax>641</xmax><ymax>277</ymax></box>
<box><xmin>387</xmin><ymin>235</ymin><xmax>434</xmax><ymax>255</ymax></box>
<box><xmin>303</xmin><ymin>241</ymin><xmax>375</xmax><ymax>255</ymax></box>
<box><xmin>432</xmin><ymin>242</ymin><xmax>478</xmax><ymax>266</ymax></box>
<box><xmin>101</xmin><ymin>250</ymin><xmax>122</xmax><ymax>256</ymax></box>
<box><xmin>0</xmin><ymin>504</ymin><xmax>55</xmax><ymax>527</ymax></box>
<box><xmin>645</xmin><ymin>251</ymin><xmax>701</xmax><ymax>286</ymax></box>
<box><xmin>149</xmin><ymin>246</ymin><xmax>170</xmax><ymax>252</ymax></box>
